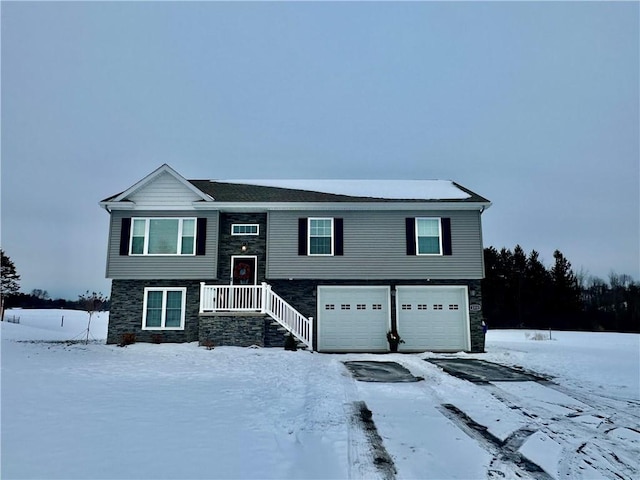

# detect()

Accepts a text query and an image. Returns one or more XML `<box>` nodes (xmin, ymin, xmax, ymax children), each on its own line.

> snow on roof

<box><xmin>220</xmin><ymin>179</ymin><xmax>471</xmax><ymax>200</ymax></box>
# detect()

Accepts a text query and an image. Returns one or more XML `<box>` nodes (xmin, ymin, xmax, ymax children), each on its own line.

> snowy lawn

<box><xmin>2</xmin><ymin>309</ymin><xmax>639</xmax><ymax>479</ymax></box>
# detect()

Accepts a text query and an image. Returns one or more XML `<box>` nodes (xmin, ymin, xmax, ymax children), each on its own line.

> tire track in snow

<box><xmin>438</xmin><ymin>403</ymin><xmax>552</xmax><ymax>480</ymax></box>
<box><xmin>483</xmin><ymin>381</ymin><xmax>640</xmax><ymax>480</ymax></box>
<box><xmin>394</xmin><ymin>356</ymin><xmax>639</xmax><ymax>480</ymax></box>
<box><xmin>340</xmin><ymin>362</ymin><xmax>392</xmax><ymax>480</ymax></box>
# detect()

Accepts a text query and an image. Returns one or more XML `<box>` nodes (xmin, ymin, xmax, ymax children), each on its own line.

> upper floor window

<box><xmin>309</xmin><ymin>218</ymin><xmax>333</xmax><ymax>255</ymax></box>
<box><xmin>298</xmin><ymin>217</ymin><xmax>344</xmax><ymax>256</ymax></box>
<box><xmin>130</xmin><ymin>218</ymin><xmax>196</xmax><ymax>255</ymax></box>
<box><xmin>231</xmin><ymin>224</ymin><xmax>259</xmax><ymax>236</ymax></box>
<box><xmin>415</xmin><ymin>218</ymin><xmax>442</xmax><ymax>255</ymax></box>
<box><xmin>406</xmin><ymin>217</ymin><xmax>452</xmax><ymax>256</ymax></box>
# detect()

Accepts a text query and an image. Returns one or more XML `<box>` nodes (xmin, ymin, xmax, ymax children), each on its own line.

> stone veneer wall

<box><xmin>198</xmin><ymin>315</ymin><xmax>286</xmax><ymax>348</ymax></box>
<box><xmin>108</xmin><ymin>276</ymin><xmax>484</xmax><ymax>352</ymax></box>
<box><xmin>267</xmin><ymin>278</ymin><xmax>485</xmax><ymax>353</ymax></box>
<box><xmin>217</xmin><ymin>213</ymin><xmax>267</xmax><ymax>283</ymax></box>
<box><xmin>107</xmin><ymin>279</ymin><xmax>205</xmax><ymax>344</ymax></box>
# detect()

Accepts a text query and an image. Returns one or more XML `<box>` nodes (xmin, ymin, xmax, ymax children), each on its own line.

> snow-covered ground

<box><xmin>1</xmin><ymin>309</ymin><xmax>638</xmax><ymax>479</ymax></box>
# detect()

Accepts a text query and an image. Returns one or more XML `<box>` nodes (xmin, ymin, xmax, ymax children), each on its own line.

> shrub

<box><xmin>118</xmin><ymin>333</ymin><xmax>136</xmax><ymax>347</ymax></box>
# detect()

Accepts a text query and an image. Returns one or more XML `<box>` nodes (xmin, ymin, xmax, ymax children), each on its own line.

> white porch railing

<box><xmin>199</xmin><ymin>282</ymin><xmax>313</xmax><ymax>350</ymax></box>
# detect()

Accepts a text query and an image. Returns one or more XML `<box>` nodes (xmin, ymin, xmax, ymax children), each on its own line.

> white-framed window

<box><xmin>231</xmin><ymin>224</ymin><xmax>259</xmax><ymax>236</ymax></box>
<box><xmin>130</xmin><ymin>218</ymin><xmax>196</xmax><ymax>255</ymax></box>
<box><xmin>415</xmin><ymin>218</ymin><xmax>442</xmax><ymax>255</ymax></box>
<box><xmin>142</xmin><ymin>287</ymin><xmax>186</xmax><ymax>330</ymax></box>
<box><xmin>308</xmin><ymin>218</ymin><xmax>334</xmax><ymax>255</ymax></box>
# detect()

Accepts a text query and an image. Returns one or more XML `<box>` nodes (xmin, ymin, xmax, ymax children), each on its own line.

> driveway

<box><xmin>342</xmin><ymin>353</ymin><xmax>639</xmax><ymax>480</ymax></box>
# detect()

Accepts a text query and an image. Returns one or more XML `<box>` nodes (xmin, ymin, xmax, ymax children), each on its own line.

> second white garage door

<box><xmin>397</xmin><ymin>286</ymin><xmax>470</xmax><ymax>352</ymax></box>
<box><xmin>317</xmin><ymin>286</ymin><xmax>390</xmax><ymax>352</ymax></box>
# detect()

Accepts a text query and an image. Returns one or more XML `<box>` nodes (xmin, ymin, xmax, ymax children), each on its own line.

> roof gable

<box><xmin>102</xmin><ymin>164</ymin><xmax>213</xmax><ymax>207</ymax></box>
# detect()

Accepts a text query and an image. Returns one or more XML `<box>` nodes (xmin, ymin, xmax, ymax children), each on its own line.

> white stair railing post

<box><xmin>199</xmin><ymin>282</ymin><xmax>205</xmax><ymax>313</ymax></box>
<box><xmin>260</xmin><ymin>282</ymin><xmax>269</xmax><ymax>314</ymax></box>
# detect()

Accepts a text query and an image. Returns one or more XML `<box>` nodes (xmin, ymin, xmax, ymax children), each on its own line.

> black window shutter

<box><xmin>298</xmin><ymin>218</ymin><xmax>308</xmax><ymax>255</ymax></box>
<box><xmin>119</xmin><ymin>218</ymin><xmax>131</xmax><ymax>256</ymax></box>
<box><xmin>405</xmin><ymin>218</ymin><xmax>416</xmax><ymax>255</ymax></box>
<box><xmin>442</xmin><ymin>218</ymin><xmax>452</xmax><ymax>256</ymax></box>
<box><xmin>196</xmin><ymin>218</ymin><xmax>207</xmax><ymax>256</ymax></box>
<box><xmin>334</xmin><ymin>218</ymin><xmax>344</xmax><ymax>256</ymax></box>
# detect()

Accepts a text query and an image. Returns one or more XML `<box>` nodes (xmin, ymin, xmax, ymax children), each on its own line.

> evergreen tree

<box><xmin>1</xmin><ymin>250</ymin><xmax>21</xmax><ymax>321</ymax></box>
<box><xmin>550</xmin><ymin>250</ymin><xmax>582</xmax><ymax>328</ymax></box>
<box><xmin>524</xmin><ymin>250</ymin><xmax>551</xmax><ymax>328</ymax></box>
<box><xmin>512</xmin><ymin>245</ymin><xmax>527</xmax><ymax>326</ymax></box>
<box><xmin>482</xmin><ymin>247</ymin><xmax>510</xmax><ymax>328</ymax></box>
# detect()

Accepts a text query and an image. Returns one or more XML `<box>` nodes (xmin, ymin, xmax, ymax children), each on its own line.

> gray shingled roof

<box><xmin>188</xmin><ymin>180</ymin><xmax>490</xmax><ymax>203</ymax></box>
<box><xmin>101</xmin><ymin>178</ymin><xmax>489</xmax><ymax>204</ymax></box>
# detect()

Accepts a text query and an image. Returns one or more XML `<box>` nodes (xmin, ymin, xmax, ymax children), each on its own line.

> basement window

<box><xmin>142</xmin><ymin>287</ymin><xmax>186</xmax><ymax>330</ymax></box>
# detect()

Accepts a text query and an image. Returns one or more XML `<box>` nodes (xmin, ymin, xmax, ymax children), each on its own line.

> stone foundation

<box><xmin>108</xmin><ymin>278</ymin><xmax>485</xmax><ymax>353</ymax></box>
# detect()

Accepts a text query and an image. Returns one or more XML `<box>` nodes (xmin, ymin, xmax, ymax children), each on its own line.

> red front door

<box><xmin>231</xmin><ymin>257</ymin><xmax>257</xmax><ymax>285</ymax></box>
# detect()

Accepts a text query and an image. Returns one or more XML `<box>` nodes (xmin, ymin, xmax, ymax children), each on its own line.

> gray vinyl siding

<box><xmin>266</xmin><ymin>210</ymin><xmax>485</xmax><ymax>280</ymax></box>
<box><xmin>106</xmin><ymin>210</ymin><xmax>219</xmax><ymax>279</ymax></box>
<box><xmin>127</xmin><ymin>171</ymin><xmax>204</xmax><ymax>207</ymax></box>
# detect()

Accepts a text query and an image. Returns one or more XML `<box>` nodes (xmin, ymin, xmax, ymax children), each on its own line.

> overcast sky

<box><xmin>2</xmin><ymin>1</ymin><xmax>638</xmax><ymax>299</ymax></box>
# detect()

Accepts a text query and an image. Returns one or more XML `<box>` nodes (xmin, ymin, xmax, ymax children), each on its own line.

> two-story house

<box><xmin>100</xmin><ymin>164</ymin><xmax>491</xmax><ymax>353</ymax></box>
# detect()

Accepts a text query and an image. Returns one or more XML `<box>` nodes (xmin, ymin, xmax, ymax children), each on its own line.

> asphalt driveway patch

<box><xmin>344</xmin><ymin>361</ymin><xmax>424</xmax><ymax>383</ymax></box>
<box><xmin>426</xmin><ymin>358</ymin><xmax>547</xmax><ymax>383</ymax></box>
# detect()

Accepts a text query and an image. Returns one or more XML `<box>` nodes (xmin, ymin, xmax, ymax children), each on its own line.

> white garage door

<box><xmin>396</xmin><ymin>286</ymin><xmax>470</xmax><ymax>352</ymax></box>
<box><xmin>317</xmin><ymin>286</ymin><xmax>390</xmax><ymax>352</ymax></box>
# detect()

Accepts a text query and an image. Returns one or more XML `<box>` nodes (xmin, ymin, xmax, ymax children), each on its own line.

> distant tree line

<box><xmin>1</xmin><ymin>249</ymin><xmax>111</xmax><ymax>317</ymax></box>
<box><xmin>483</xmin><ymin>246</ymin><xmax>639</xmax><ymax>332</ymax></box>
<box><xmin>4</xmin><ymin>289</ymin><xmax>110</xmax><ymax>312</ymax></box>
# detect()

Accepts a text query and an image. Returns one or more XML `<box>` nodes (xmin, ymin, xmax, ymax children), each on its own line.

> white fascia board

<box><xmin>192</xmin><ymin>201</ymin><xmax>492</xmax><ymax>212</ymax></box>
<box><xmin>100</xmin><ymin>201</ymin><xmax>135</xmax><ymax>211</ymax></box>
<box><xmin>100</xmin><ymin>202</ymin><xmax>201</xmax><ymax>212</ymax></box>
<box><xmin>111</xmin><ymin>164</ymin><xmax>214</xmax><ymax>203</ymax></box>
<box><xmin>103</xmin><ymin>200</ymin><xmax>492</xmax><ymax>213</ymax></box>
<box><xmin>107</xmin><ymin>204</ymin><xmax>199</xmax><ymax>212</ymax></box>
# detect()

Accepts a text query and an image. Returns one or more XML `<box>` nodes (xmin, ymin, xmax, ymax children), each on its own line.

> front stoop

<box><xmin>198</xmin><ymin>314</ymin><xmax>295</xmax><ymax>348</ymax></box>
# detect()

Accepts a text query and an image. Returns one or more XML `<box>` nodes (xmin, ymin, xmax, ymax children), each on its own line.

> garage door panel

<box><xmin>397</xmin><ymin>286</ymin><xmax>469</xmax><ymax>352</ymax></box>
<box><xmin>318</xmin><ymin>286</ymin><xmax>390</xmax><ymax>352</ymax></box>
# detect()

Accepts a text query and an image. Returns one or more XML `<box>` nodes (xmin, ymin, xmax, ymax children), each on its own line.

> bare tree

<box><xmin>77</xmin><ymin>291</ymin><xmax>107</xmax><ymax>344</ymax></box>
<box><xmin>31</xmin><ymin>289</ymin><xmax>49</xmax><ymax>300</ymax></box>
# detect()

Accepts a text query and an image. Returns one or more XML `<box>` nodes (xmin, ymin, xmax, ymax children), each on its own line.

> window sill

<box><xmin>142</xmin><ymin>327</ymin><xmax>185</xmax><ymax>331</ymax></box>
<box><xmin>129</xmin><ymin>254</ymin><xmax>197</xmax><ymax>257</ymax></box>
